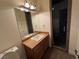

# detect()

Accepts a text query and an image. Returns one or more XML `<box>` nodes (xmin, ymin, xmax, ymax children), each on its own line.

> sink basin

<box><xmin>31</xmin><ymin>34</ymin><xmax>45</xmax><ymax>41</ymax></box>
<box><xmin>22</xmin><ymin>33</ymin><xmax>37</xmax><ymax>40</ymax></box>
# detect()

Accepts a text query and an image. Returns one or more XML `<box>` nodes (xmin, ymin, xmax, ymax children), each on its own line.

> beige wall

<box><xmin>74</xmin><ymin>0</ymin><xmax>79</xmax><ymax>55</ymax></box>
<box><xmin>0</xmin><ymin>9</ymin><xmax>26</xmax><ymax>59</ymax></box>
<box><xmin>0</xmin><ymin>0</ymin><xmax>24</xmax><ymax>9</ymax></box>
<box><xmin>0</xmin><ymin>9</ymin><xmax>20</xmax><ymax>52</ymax></box>
<box><xmin>69</xmin><ymin>0</ymin><xmax>79</xmax><ymax>55</ymax></box>
<box><xmin>14</xmin><ymin>9</ymin><xmax>28</xmax><ymax>38</ymax></box>
<box><xmin>27</xmin><ymin>0</ymin><xmax>37</xmax><ymax>6</ymax></box>
<box><xmin>77</xmin><ymin>30</ymin><xmax>79</xmax><ymax>55</ymax></box>
<box><xmin>31</xmin><ymin>0</ymin><xmax>52</xmax><ymax>46</ymax></box>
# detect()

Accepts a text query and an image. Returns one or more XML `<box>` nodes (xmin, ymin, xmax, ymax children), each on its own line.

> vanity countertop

<box><xmin>22</xmin><ymin>32</ymin><xmax>38</xmax><ymax>41</ymax></box>
<box><xmin>22</xmin><ymin>32</ymin><xmax>49</xmax><ymax>49</ymax></box>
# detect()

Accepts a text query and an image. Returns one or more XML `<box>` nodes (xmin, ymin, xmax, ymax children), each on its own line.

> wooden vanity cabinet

<box><xmin>23</xmin><ymin>32</ymin><xmax>49</xmax><ymax>59</ymax></box>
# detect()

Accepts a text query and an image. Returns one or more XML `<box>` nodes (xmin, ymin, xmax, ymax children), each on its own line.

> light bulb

<box><xmin>25</xmin><ymin>3</ymin><xmax>30</xmax><ymax>8</ymax></box>
<box><xmin>30</xmin><ymin>5</ymin><xmax>36</xmax><ymax>9</ymax></box>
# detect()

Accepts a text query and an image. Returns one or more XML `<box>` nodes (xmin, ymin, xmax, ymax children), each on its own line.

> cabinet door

<box><xmin>24</xmin><ymin>45</ymin><xmax>34</xmax><ymax>59</ymax></box>
<box><xmin>33</xmin><ymin>36</ymin><xmax>49</xmax><ymax>59</ymax></box>
<box><xmin>34</xmin><ymin>45</ymin><xmax>44</xmax><ymax>59</ymax></box>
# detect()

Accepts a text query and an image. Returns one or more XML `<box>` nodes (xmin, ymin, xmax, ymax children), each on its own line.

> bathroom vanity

<box><xmin>22</xmin><ymin>32</ymin><xmax>49</xmax><ymax>59</ymax></box>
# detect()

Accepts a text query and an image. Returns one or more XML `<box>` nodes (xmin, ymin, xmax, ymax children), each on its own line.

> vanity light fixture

<box><xmin>16</xmin><ymin>0</ymin><xmax>36</xmax><ymax>12</ymax></box>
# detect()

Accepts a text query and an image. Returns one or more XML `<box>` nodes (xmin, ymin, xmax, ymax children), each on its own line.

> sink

<box><xmin>22</xmin><ymin>33</ymin><xmax>37</xmax><ymax>39</ymax></box>
<box><xmin>31</xmin><ymin>34</ymin><xmax>45</xmax><ymax>41</ymax></box>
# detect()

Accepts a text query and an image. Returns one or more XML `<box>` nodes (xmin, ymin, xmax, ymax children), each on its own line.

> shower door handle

<box><xmin>63</xmin><ymin>26</ymin><xmax>66</xmax><ymax>32</ymax></box>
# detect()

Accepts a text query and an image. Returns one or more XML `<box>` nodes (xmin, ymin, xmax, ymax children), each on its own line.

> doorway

<box><xmin>52</xmin><ymin>0</ymin><xmax>70</xmax><ymax>50</ymax></box>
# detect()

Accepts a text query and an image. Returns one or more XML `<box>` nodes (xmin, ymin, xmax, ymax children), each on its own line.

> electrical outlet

<box><xmin>42</xmin><ymin>25</ymin><xmax>45</xmax><ymax>28</ymax></box>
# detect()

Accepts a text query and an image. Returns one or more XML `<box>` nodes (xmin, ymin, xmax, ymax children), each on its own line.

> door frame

<box><xmin>66</xmin><ymin>0</ymin><xmax>72</xmax><ymax>52</ymax></box>
<box><xmin>50</xmin><ymin>0</ymin><xmax>72</xmax><ymax>52</ymax></box>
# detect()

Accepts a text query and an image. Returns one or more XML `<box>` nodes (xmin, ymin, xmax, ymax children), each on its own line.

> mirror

<box><xmin>14</xmin><ymin>8</ymin><xmax>36</xmax><ymax>40</ymax></box>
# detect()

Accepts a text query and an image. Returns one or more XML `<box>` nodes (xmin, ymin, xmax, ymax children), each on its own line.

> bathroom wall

<box><xmin>27</xmin><ymin>0</ymin><xmax>37</xmax><ymax>6</ymax></box>
<box><xmin>0</xmin><ymin>9</ymin><xmax>27</xmax><ymax>59</ymax></box>
<box><xmin>73</xmin><ymin>0</ymin><xmax>79</xmax><ymax>55</ymax></box>
<box><xmin>76</xmin><ymin>28</ymin><xmax>79</xmax><ymax>55</ymax></box>
<box><xmin>69</xmin><ymin>0</ymin><xmax>79</xmax><ymax>55</ymax></box>
<box><xmin>31</xmin><ymin>0</ymin><xmax>52</xmax><ymax>46</ymax></box>
<box><xmin>14</xmin><ymin>9</ymin><xmax>28</xmax><ymax>38</ymax></box>
<box><xmin>0</xmin><ymin>0</ymin><xmax>24</xmax><ymax>9</ymax></box>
